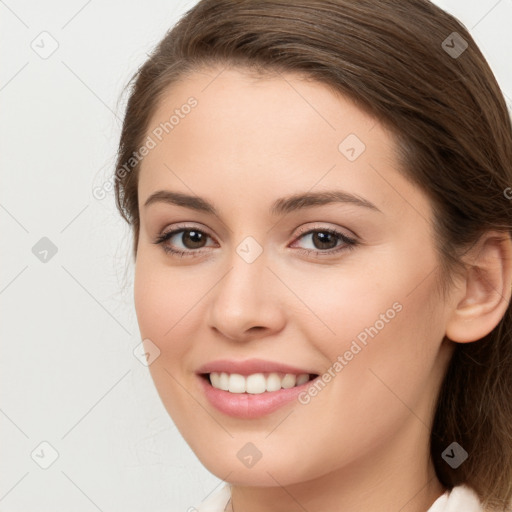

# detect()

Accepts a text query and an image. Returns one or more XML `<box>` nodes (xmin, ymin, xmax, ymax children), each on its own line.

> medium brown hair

<box><xmin>114</xmin><ymin>1</ymin><xmax>512</xmax><ymax>509</ymax></box>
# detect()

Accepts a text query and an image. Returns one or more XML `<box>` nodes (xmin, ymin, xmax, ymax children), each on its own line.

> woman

<box><xmin>114</xmin><ymin>1</ymin><xmax>512</xmax><ymax>510</ymax></box>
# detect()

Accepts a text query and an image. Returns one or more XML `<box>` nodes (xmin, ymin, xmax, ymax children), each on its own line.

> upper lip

<box><xmin>196</xmin><ymin>358</ymin><xmax>317</xmax><ymax>376</ymax></box>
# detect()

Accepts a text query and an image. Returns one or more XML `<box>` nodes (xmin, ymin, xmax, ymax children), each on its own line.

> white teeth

<box><xmin>229</xmin><ymin>373</ymin><xmax>246</xmax><ymax>393</ymax></box>
<box><xmin>210</xmin><ymin>372</ymin><xmax>232</xmax><ymax>390</ymax></box>
<box><xmin>208</xmin><ymin>372</ymin><xmax>312</xmax><ymax>394</ymax></box>
<box><xmin>266</xmin><ymin>372</ymin><xmax>282</xmax><ymax>392</ymax></box>
<box><xmin>218</xmin><ymin>372</ymin><xmax>229</xmax><ymax>391</ymax></box>
<box><xmin>246</xmin><ymin>373</ymin><xmax>266</xmax><ymax>394</ymax></box>
<box><xmin>210</xmin><ymin>372</ymin><xmax>221</xmax><ymax>389</ymax></box>
<box><xmin>281</xmin><ymin>374</ymin><xmax>296</xmax><ymax>388</ymax></box>
<box><xmin>296</xmin><ymin>373</ymin><xmax>310</xmax><ymax>386</ymax></box>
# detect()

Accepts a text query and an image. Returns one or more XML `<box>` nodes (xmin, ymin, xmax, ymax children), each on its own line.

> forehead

<box><xmin>136</xmin><ymin>66</ymin><xmax>426</xmax><ymax>224</ymax></box>
<box><xmin>145</xmin><ymin>66</ymin><xmax>382</xmax><ymax>153</ymax></box>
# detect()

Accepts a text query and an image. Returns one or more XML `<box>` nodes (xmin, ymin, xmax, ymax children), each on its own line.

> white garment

<box><xmin>427</xmin><ymin>484</ymin><xmax>484</xmax><ymax>512</ymax></box>
<box><xmin>193</xmin><ymin>483</ymin><xmax>484</xmax><ymax>512</ymax></box>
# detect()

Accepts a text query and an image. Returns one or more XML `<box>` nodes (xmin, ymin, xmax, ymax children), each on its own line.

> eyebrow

<box><xmin>143</xmin><ymin>189</ymin><xmax>382</xmax><ymax>216</ymax></box>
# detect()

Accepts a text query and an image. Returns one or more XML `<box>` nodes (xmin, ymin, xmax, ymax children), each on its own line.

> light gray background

<box><xmin>1</xmin><ymin>1</ymin><xmax>511</xmax><ymax>511</ymax></box>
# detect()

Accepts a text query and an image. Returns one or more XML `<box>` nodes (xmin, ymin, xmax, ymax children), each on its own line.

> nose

<box><xmin>206</xmin><ymin>246</ymin><xmax>286</xmax><ymax>342</ymax></box>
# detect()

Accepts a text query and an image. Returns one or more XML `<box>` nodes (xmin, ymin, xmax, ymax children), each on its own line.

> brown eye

<box><xmin>292</xmin><ymin>227</ymin><xmax>357</xmax><ymax>256</ymax></box>
<box><xmin>309</xmin><ymin>231</ymin><xmax>339</xmax><ymax>250</ymax></box>
<box><xmin>153</xmin><ymin>227</ymin><xmax>215</xmax><ymax>257</ymax></box>
<box><xmin>179</xmin><ymin>230</ymin><xmax>208</xmax><ymax>249</ymax></box>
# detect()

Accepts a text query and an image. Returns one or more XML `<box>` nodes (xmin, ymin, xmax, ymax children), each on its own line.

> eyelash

<box><xmin>153</xmin><ymin>224</ymin><xmax>358</xmax><ymax>259</ymax></box>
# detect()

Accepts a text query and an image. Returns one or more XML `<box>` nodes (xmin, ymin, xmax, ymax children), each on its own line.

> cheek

<box><xmin>134</xmin><ymin>260</ymin><xmax>168</xmax><ymax>341</ymax></box>
<box><xmin>133</xmin><ymin>256</ymin><xmax>200</xmax><ymax>420</ymax></box>
<box><xmin>133</xmin><ymin>257</ymin><xmax>192</xmax><ymax>403</ymax></box>
<box><xmin>365</xmin><ymin>281</ymin><xmax>445</xmax><ymax>391</ymax></box>
<box><xmin>285</xmin><ymin>257</ymin><xmax>403</xmax><ymax>357</ymax></box>
<box><xmin>301</xmin><ymin>249</ymin><xmax>444</xmax><ymax>413</ymax></box>
<box><xmin>134</xmin><ymin>254</ymin><xmax>201</xmax><ymax>344</ymax></box>
<box><xmin>321</xmin><ymin>275</ymin><xmax>444</xmax><ymax>433</ymax></box>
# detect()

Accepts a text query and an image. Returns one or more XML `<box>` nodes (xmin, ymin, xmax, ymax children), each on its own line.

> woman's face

<box><xmin>134</xmin><ymin>66</ymin><xmax>455</xmax><ymax>487</ymax></box>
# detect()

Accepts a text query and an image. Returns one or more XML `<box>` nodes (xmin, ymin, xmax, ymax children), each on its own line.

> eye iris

<box><xmin>183</xmin><ymin>230</ymin><xmax>206</xmax><ymax>249</ymax></box>
<box><xmin>313</xmin><ymin>231</ymin><xmax>337</xmax><ymax>250</ymax></box>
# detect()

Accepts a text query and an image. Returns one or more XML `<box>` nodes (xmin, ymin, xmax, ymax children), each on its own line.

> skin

<box><xmin>133</xmin><ymin>66</ymin><xmax>511</xmax><ymax>512</ymax></box>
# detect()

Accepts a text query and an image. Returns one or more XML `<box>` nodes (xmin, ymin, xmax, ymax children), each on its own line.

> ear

<box><xmin>445</xmin><ymin>231</ymin><xmax>512</xmax><ymax>343</ymax></box>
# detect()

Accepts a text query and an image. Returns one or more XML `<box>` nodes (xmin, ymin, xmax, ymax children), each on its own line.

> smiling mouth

<box><xmin>200</xmin><ymin>372</ymin><xmax>319</xmax><ymax>394</ymax></box>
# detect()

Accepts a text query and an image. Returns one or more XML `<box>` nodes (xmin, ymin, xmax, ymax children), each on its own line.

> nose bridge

<box><xmin>207</xmin><ymin>232</ymin><xmax>282</xmax><ymax>339</ymax></box>
<box><xmin>218</xmin><ymin>233</ymin><xmax>268</xmax><ymax>304</ymax></box>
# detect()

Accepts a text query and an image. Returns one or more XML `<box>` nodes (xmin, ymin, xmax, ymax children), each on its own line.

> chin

<box><xmin>190</xmin><ymin>442</ymin><xmax>321</xmax><ymax>487</ymax></box>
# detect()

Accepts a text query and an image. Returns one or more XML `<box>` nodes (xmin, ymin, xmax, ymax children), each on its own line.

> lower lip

<box><xmin>198</xmin><ymin>375</ymin><xmax>318</xmax><ymax>419</ymax></box>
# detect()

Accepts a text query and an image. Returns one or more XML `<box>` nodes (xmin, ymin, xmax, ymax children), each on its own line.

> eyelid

<box><xmin>293</xmin><ymin>222</ymin><xmax>357</xmax><ymax>241</ymax></box>
<box><xmin>159</xmin><ymin>222</ymin><xmax>215</xmax><ymax>239</ymax></box>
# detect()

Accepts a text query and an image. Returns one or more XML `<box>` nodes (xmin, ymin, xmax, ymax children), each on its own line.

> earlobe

<box><xmin>445</xmin><ymin>231</ymin><xmax>512</xmax><ymax>344</ymax></box>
